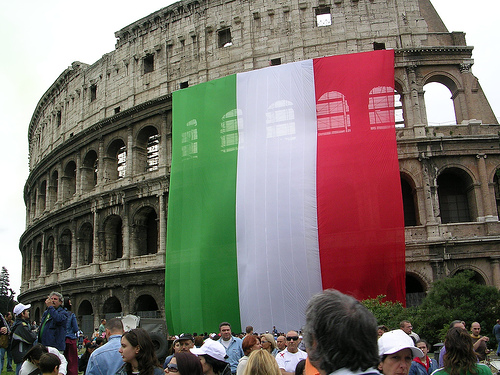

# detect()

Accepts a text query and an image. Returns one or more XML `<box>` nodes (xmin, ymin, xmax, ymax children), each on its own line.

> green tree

<box><xmin>362</xmin><ymin>295</ymin><xmax>414</xmax><ymax>330</ymax></box>
<box><xmin>414</xmin><ymin>270</ymin><xmax>500</xmax><ymax>346</ymax></box>
<box><xmin>0</xmin><ymin>267</ymin><xmax>15</xmax><ymax>314</ymax></box>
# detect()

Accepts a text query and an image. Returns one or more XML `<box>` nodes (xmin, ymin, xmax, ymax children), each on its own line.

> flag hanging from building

<box><xmin>166</xmin><ymin>49</ymin><xmax>405</xmax><ymax>334</ymax></box>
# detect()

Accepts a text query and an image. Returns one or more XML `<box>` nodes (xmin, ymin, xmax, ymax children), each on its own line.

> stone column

<box><xmin>491</xmin><ymin>257</ymin><xmax>500</xmax><ymax>289</ymax></box>
<box><xmin>477</xmin><ymin>154</ymin><xmax>495</xmax><ymax>220</ymax></box>
<box><xmin>158</xmin><ymin>193</ymin><xmax>166</xmax><ymax>255</ymax></box>
<box><xmin>126</xmin><ymin>127</ymin><xmax>134</xmax><ymax>178</ymax></box>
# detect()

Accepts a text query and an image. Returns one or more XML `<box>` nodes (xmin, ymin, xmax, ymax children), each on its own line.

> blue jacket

<box><xmin>409</xmin><ymin>357</ymin><xmax>438</xmax><ymax>375</ymax></box>
<box><xmin>65</xmin><ymin>311</ymin><xmax>79</xmax><ymax>340</ymax></box>
<box><xmin>218</xmin><ymin>336</ymin><xmax>243</xmax><ymax>373</ymax></box>
<box><xmin>39</xmin><ymin>305</ymin><xmax>68</xmax><ymax>351</ymax></box>
<box><xmin>86</xmin><ymin>334</ymin><xmax>123</xmax><ymax>375</ymax></box>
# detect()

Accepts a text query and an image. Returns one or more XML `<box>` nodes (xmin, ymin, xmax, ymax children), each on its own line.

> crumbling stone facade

<box><xmin>19</xmin><ymin>0</ymin><xmax>499</xmax><ymax>333</ymax></box>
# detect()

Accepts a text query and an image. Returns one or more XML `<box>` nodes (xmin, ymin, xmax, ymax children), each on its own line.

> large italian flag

<box><xmin>166</xmin><ymin>50</ymin><xmax>405</xmax><ymax>334</ymax></box>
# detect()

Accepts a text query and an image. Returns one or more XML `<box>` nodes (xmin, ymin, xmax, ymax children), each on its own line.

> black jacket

<box><xmin>11</xmin><ymin>318</ymin><xmax>37</xmax><ymax>363</ymax></box>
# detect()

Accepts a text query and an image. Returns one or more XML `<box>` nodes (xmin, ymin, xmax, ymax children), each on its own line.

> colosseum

<box><xmin>19</xmin><ymin>0</ymin><xmax>499</xmax><ymax>336</ymax></box>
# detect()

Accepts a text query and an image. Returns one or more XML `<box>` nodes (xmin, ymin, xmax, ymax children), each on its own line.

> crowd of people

<box><xmin>1</xmin><ymin>289</ymin><xmax>499</xmax><ymax>375</ymax></box>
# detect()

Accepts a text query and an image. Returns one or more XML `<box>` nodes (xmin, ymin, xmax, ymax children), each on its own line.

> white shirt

<box><xmin>275</xmin><ymin>348</ymin><xmax>308</xmax><ymax>372</ymax></box>
<box><xmin>20</xmin><ymin>346</ymin><xmax>68</xmax><ymax>375</ymax></box>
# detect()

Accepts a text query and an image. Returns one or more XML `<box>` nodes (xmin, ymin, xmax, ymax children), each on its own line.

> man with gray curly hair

<box><xmin>303</xmin><ymin>289</ymin><xmax>381</xmax><ymax>375</ymax></box>
<box><xmin>39</xmin><ymin>292</ymin><xmax>68</xmax><ymax>352</ymax></box>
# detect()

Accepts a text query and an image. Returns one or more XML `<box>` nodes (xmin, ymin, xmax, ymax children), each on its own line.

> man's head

<box><xmin>39</xmin><ymin>353</ymin><xmax>61</xmax><ymax>375</ymax></box>
<box><xmin>303</xmin><ymin>289</ymin><xmax>379</xmax><ymax>375</ymax></box>
<box><xmin>13</xmin><ymin>303</ymin><xmax>31</xmax><ymax>319</ymax></box>
<box><xmin>471</xmin><ymin>322</ymin><xmax>481</xmax><ymax>336</ymax></box>
<box><xmin>399</xmin><ymin>321</ymin><xmax>413</xmax><ymax>335</ymax></box>
<box><xmin>175</xmin><ymin>333</ymin><xmax>195</xmax><ymax>352</ymax></box>
<box><xmin>104</xmin><ymin>318</ymin><xmax>124</xmax><ymax>338</ymax></box>
<box><xmin>49</xmin><ymin>292</ymin><xmax>63</xmax><ymax>308</ymax></box>
<box><xmin>219</xmin><ymin>322</ymin><xmax>232</xmax><ymax>341</ymax></box>
<box><xmin>101</xmin><ymin>319</ymin><xmax>106</xmax><ymax>325</ymax></box>
<box><xmin>245</xmin><ymin>326</ymin><xmax>253</xmax><ymax>335</ymax></box>
<box><xmin>449</xmin><ymin>320</ymin><xmax>466</xmax><ymax>330</ymax></box>
<box><xmin>6</xmin><ymin>312</ymin><xmax>12</xmax><ymax>321</ymax></box>
<box><xmin>285</xmin><ymin>331</ymin><xmax>300</xmax><ymax>353</ymax></box>
<box><xmin>276</xmin><ymin>335</ymin><xmax>287</xmax><ymax>351</ymax></box>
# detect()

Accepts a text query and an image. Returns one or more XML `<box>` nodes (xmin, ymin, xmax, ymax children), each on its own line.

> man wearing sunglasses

<box><xmin>276</xmin><ymin>330</ymin><xmax>307</xmax><ymax>375</ymax></box>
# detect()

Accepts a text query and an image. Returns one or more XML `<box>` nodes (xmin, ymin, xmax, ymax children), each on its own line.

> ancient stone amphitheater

<box><xmin>19</xmin><ymin>0</ymin><xmax>499</xmax><ymax>335</ymax></box>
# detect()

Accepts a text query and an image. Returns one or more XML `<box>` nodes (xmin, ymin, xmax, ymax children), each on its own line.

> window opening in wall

<box><xmin>315</xmin><ymin>7</ymin><xmax>332</xmax><ymax>27</ymax></box>
<box><xmin>395</xmin><ymin>91</ymin><xmax>404</xmax><ymax>128</ymax></box>
<box><xmin>114</xmin><ymin>107</ymin><xmax>121</xmax><ymax>114</ymax></box>
<box><xmin>90</xmin><ymin>84</ymin><xmax>97</xmax><ymax>102</ymax></box>
<box><xmin>117</xmin><ymin>146</ymin><xmax>127</xmax><ymax>178</ymax></box>
<box><xmin>494</xmin><ymin>170</ymin><xmax>500</xmax><ymax>217</ymax></box>
<box><xmin>270</xmin><ymin>58</ymin><xmax>282</xmax><ymax>66</ymax></box>
<box><xmin>424</xmin><ymin>82</ymin><xmax>455</xmax><ymax>125</ymax></box>
<box><xmin>218</xmin><ymin>28</ymin><xmax>232</xmax><ymax>48</ymax></box>
<box><xmin>144</xmin><ymin>54</ymin><xmax>154</xmax><ymax>74</ymax></box>
<box><xmin>56</xmin><ymin>111</ymin><xmax>62</xmax><ymax>127</ymax></box>
<box><xmin>373</xmin><ymin>42</ymin><xmax>386</xmax><ymax>50</ymax></box>
<box><xmin>147</xmin><ymin>134</ymin><xmax>160</xmax><ymax>172</ymax></box>
<box><xmin>180</xmin><ymin>81</ymin><xmax>189</xmax><ymax>89</ymax></box>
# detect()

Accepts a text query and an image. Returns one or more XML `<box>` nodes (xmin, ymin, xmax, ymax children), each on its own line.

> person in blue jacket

<box><xmin>39</xmin><ymin>292</ymin><xmax>68</xmax><ymax>352</ymax></box>
<box><xmin>409</xmin><ymin>340</ymin><xmax>437</xmax><ymax>375</ymax></box>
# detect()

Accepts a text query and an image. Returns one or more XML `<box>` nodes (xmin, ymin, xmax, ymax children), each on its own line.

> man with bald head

<box><xmin>275</xmin><ymin>330</ymin><xmax>307</xmax><ymax>375</ymax></box>
<box><xmin>276</xmin><ymin>335</ymin><xmax>287</xmax><ymax>353</ymax></box>
<box><xmin>471</xmin><ymin>322</ymin><xmax>489</xmax><ymax>361</ymax></box>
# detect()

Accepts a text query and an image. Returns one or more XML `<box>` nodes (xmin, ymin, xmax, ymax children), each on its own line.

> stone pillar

<box><xmin>477</xmin><ymin>154</ymin><xmax>495</xmax><ymax>220</ymax></box>
<box><xmin>158</xmin><ymin>193</ymin><xmax>166</xmax><ymax>255</ymax></box>
<box><xmin>98</xmin><ymin>138</ymin><xmax>105</xmax><ymax>185</ymax></box>
<box><xmin>126</xmin><ymin>127</ymin><xmax>134</xmax><ymax>178</ymax></box>
<box><xmin>491</xmin><ymin>257</ymin><xmax>500</xmax><ymax>289</ymax></box>
<box><xmin>75</xmin><ymin>152</ymin><xmax>82</xmax><ymax>196</ymax></box>
<box><xmin>92</xmin><ymin>203</ymin><xmax>100</xmax><ymax>264</ymax></box>
<box><xmin>71</xmin><ymin>221</ymin><xmax>77</xmax><ymax>268</ymax></box>
<box><xmin>40</xmin><ymin>232</ymin><xmax>46</xmax><ymax>276</ymax></box>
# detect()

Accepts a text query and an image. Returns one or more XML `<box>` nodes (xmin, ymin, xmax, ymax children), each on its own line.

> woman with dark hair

<box><xmin>116</xmin><ymin>328</ymin><xmax>163</xmax><ymax>375</ymax></box>
<box><xmin>164</xmin><ymin>352</ymin><xmax>203</xmax><ymax>375</ymax></box>
<box><xmin>190</xmin><ymin>339</ymin><xmax>231</xmax><ymax>375</ymax></box>
<box><xmin>236</xmin><ymin>335</ymin><xmax>261</xmax><ymax>375</ymax></box>
<box><xmin>378</xmin><ymin>330</ymin><xmax>423</xmax><ymax>375</ymax></box>
<box><xmin>432</xmin><ymin>328</ymin><xmax>492</xmax><ymax>375</ymax></box>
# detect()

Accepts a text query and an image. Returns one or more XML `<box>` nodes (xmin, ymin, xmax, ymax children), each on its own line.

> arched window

<box><xmin>401</xmin><ymin>175</ymin><xmax>418</xmax><ymax>226</ymax></box>
<box><xmin>78</xmin><ymin>223</ymin><xmax>93</xmax><ymax>265</ymax></box>
<box><xmin>82</xmin><ymin>150</ymin><xmax>98</xmax><ymax>191</ymax></box>
<box><xmin>182</xmin><ymin>120</ymin><xmax>198</xmax><ymax>160</ymax></box>
<box><xmin>437</xmin><ymin>169</ymin><xmax>475</xmax><ymax>223</ymax></box>
<box><xmin>105</xmin><ymin>139</ymin><xmax>127</xmax><ymax>181</ymax></box>
<box><xmin>493</xmin><ymin>169</ymin><xmax>500</xmax><ymax>217</ymax></box>
<box><xmin>406</xmin><ymin>273</ymin><xmax>426</xmax><ymax>307</ymax></box>
<box><xmin>59</xmin><ymin>229</ymin><xmax>72</xmax><ymax>270</ymax></box>
<box><xmin>63</xmin><ymin>161</ymin><xmax>77</xmax><ymax>199</ymax></box>
<box><xmin>49</xmin><ymin>170</ymin><xmax>58</xmax><ymax>208</ymax></box>
<box><xmin>221</xmin><ymin>109</ymin><xmax>240</xmax><ymax>153</ymax></box>
<box><xmin>39</xmin><ymin>180</ymin><xmax>47</xmax><ymax>213</ymax></box>
<box><xmin>45</xmin><ymin>236</ymin><xmax>54</xmax><ymax>275</ymax></box>
<box><xmin>368</xmin><ymin>86</ymin><xmax>394</xmax><ymax>130</ymax></box>
<box><xmin>34</xmin><ymin>242</ymin><xmax>42</xmax><ymax>277</ymax></box>
<box><xmin>104</xmin><ymin>215</ymin><xmax>123</xmax><ymax>261</ymax></box>
<box><xmin>424</xmin><ymin>81</ymin><xmax>456</xmax><ymax>126</ymax></box>
<box><xmin>134</xmin><ymin>295</ymin><xmax>159</xmax><ymax>318</ymax></box>
<box><xmin>136</xmin><ymin>126</ymin><xmax>160</xmax><ymax>173</ymax></box>
<box><xmin>316</xmin><ymin>91</ymin><xmax>351</xmax><ymax>135</ymax></box>
<box><xmin>103</xmin><ymin>297</ymin><xmax>122</xmax><ymax>316</ymax></box>
<box><xmin>133</xmin><ymin>207</ymin><xmax>158</xmax><ymax>256</ymax></box>
<box><xmin>266</xmin><ymin>100</ymin><xmax>296</xmax><ymax>138</ymax></box>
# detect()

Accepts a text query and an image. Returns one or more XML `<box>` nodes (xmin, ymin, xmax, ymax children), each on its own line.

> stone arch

<box><xmin>133</xmin><ymin>294</ymin><xmax>159</xmax><ymax>317</ymax></box>
<box><xmin>103</xmin><ymin>296</ymin><xmax>122</xmax><ymax>316</ymax></box>
<box><xmin>437</xmin><ymin>167</ymin><xmax>477</xmax><ymax>224</ymax></box>
<box><xmin>423</xmin><ymin>72</ymin><xmax>462</xmax><ymax>126</ymax></box>
<box><xmin>451</xmin><ymin>267</ymin><xmax>487</xmax><ymax>285</ymax></box>
<box><xmin>316</xmin><ymin>91</ymin><xmax>351</xmax><ymax>135</ymax></box>
<box><xmin>104</xmin><ymin>138</ymin><xmax>127</xmax><ymax>181</ymax></box>
<box><xmin>401</xmin><ymin>172</ymin><xmax>419</xmax><ymax>226</ymax></box>
<box><xmin>103</xmin><ymin>215</ymin><xmax>123</xmax><ymax>261</ymax></box>
<box><xmin>78</xmin><ymin>299</ymin><xmax>94</xmax><ymax>337</ymax></box>
<box><xmin>59</xmin><ymin>228</ymin><xmax>72</xmax><ymax>270</ymax></box>
<box><xmin>34</xmin><ymin>307</ymin><xmax>41</xmax><ymax>325</ymax></box>
<box><xmin>132</xmin><ymin>206</ymin><xmax>158</xmax><ymax>256</ymax></box>
<box><xmin>34</xmin><ymin>241</ymin><xmax>42</xmax><ymax>277</ymax></box>
<box><xmin>492</xmin><ymin>168</ymin><xmax>500</xmax><ymax>218</ymax></box>
<box><xmin>38</xmin><ymin>180</ymin><xmax>47</xmax><ymax>214</ymax></box>
<box><xmin>63</xmin><ymin>160</ymin><xmax>77</xmax><ymax>199</ymax></box>
<box><xmin>135</xmin><ymin>125</ymin><xmax>160</xmax><ymax>173</ymax></box>
<box><xmin>82</xmin><ymin>150</ymin><xmax>98</xmax><ymax>192</ymax></box>
<box><xmin>406</xmin><ymin>272</ymin><xmax>427</xmax><ymax>307</ymax></box>
<box><xmin>48</xmin><ymin>170</ymin><xmax>58</xmax><ymax>209</ymax></box>
<box><xmin>78</xmin><ymin>222</ymin><xmax>93</xmax><ymax>266</ymax></box>
<box><xmin>78</xmin><ymin>299</ymin><xmax>93</xmax><ymax>315</ymax></box>
<box><xmin>45</xmin><ymin>236</ymin><xmax>55</xmax><ymax>274</ymax></box>
<box><xmin>368</xmin><ymin>85</ymin><xmax>394</xmax><ymax>130</ymax></box>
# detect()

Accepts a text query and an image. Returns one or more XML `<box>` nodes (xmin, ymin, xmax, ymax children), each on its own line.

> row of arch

<box><xmin>22</xmin><ymin>206</ymin><xmax>158</xmax><ymax>279</ymax></box>
<box><xmin>27</xmin><ymin>125</ymin><xmax>161</xmax><ymax>220</ymax></box>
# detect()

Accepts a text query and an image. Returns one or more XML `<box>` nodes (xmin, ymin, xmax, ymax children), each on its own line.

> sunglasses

<box><xmin>286</xmin><ymin>336</ymin><xmax>299</xmax><ymax>341</ymax></box>
<box><xmin>167</xmin><ymin>364</ymin><xmax>178</xmax><ymax>373</ymax></box>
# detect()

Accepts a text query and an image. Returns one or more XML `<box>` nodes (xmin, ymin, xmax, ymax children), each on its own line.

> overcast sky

<box><xmin>0</xmin><ymin>0</ymin><xmax>497</xmax><ymax>298</ymax></box>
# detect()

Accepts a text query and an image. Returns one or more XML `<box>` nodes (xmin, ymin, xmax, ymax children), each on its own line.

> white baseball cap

<box><xmin>191</xmin><ymin>338</ymin><xmax>227</xmax><ymax>362</ymax></box>
<box><xmin>13</xmin><ymin>303</ymin><xmax>31</xmax><ymax>316</ymax></box>
<box><xmin>378</xmin><ymin>329</ymin><xmax>423</xmax><ymax>358</ymax></box>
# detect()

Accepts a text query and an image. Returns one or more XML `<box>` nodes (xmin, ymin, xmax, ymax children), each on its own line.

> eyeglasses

<box><xmin>286</xmin><ymin>336</ymin><xmax>299</xmax><ymax>341</ymax></box>
<box><xmin>167</xmin><ymin>364</ymin><xmax>179</xmax><ymax>373</ymax></box>
<box><xmin>261</xmin><ymin>340</ymin><xmax>269</xmax><ymax>344</ymax></box>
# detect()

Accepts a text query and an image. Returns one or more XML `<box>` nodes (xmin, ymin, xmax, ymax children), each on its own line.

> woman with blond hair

<box><xmin>260</xmin><ymin>334</ymin><xmax>278</xmax><ymax>356</ymax></box>
<box><xmin>242</xmin><ymin>350</ymin><xmax>280</xmax><ymax>375</ymax></box>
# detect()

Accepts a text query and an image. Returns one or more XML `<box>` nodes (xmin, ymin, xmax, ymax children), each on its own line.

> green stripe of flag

<box><xmin>166</xmin><ymin>74</ymin><xmax>241</xmax><ymax>334</ymax></box>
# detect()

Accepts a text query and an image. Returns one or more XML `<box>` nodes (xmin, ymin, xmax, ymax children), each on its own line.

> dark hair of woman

<box><xmin>200</xmin><ymin>354</ymin><xmax>229</xmax><ymax>374</ymax></box>
<box><xmin>242</xmin><ymin>335</ymin><xmax>260</xmax><ymax>356</ymax></box>
<box><xmin>174</xmin><ymin>352</ymin><xmax>203</xmax><ymax>375</ymax></box>
<box><xmin>122</xmin><ymin>328</ymin><xmax>161</xmax><ymax>375</ymax></box>
<box><xmin>443</xmin><ymin>327</ymin><xmax>478</xmax><ymax>375</ymax></box>
<box><xmin>295</xmin><ymin>359</ymin><xmax>306</xmax><ymax>375</ymax></box>
<box><xmin>23</xmin><ymin>343</ymin><xmax>48</xmax><ymax>362</ymax></box>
